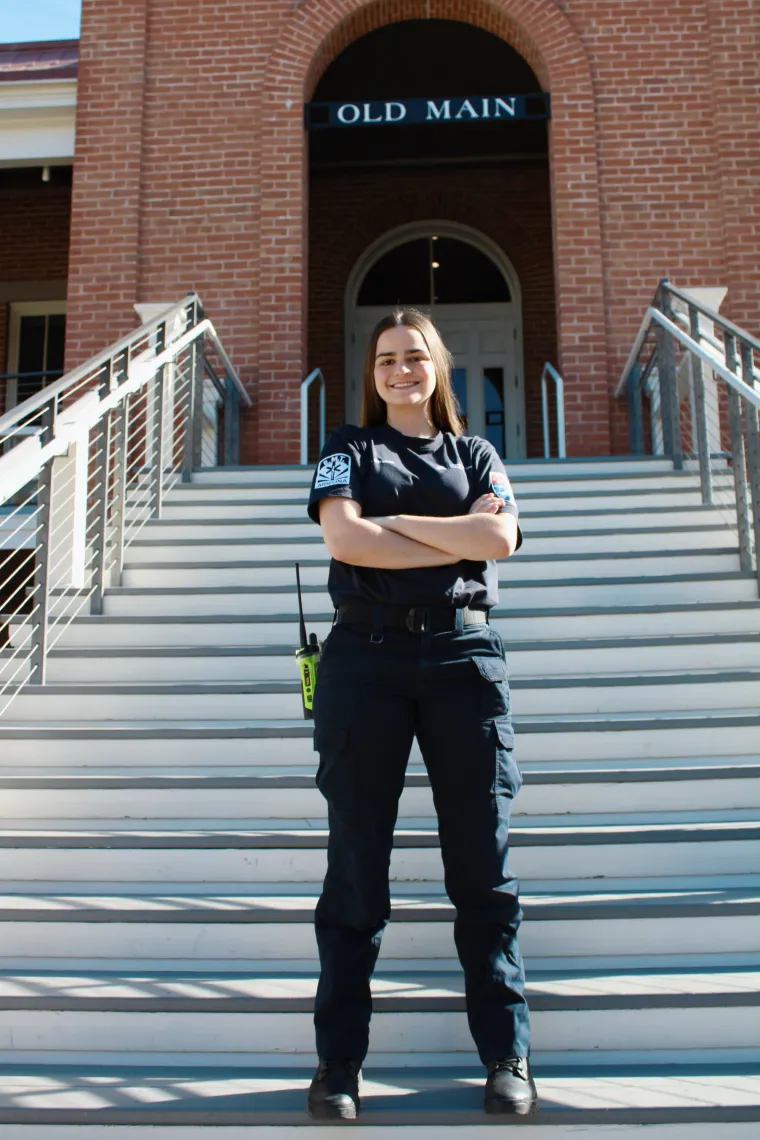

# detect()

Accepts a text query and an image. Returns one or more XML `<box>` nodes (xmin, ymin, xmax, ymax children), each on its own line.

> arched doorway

<box><xmin>307</xmin><ymin>17</ymin><xmax>555</xmax><ymax>458</ymax></box>
<box><xmin>346</xmin><ymin>223</ymin><xmax>525</xmax><ymax>458</ymax></box>
<box><xmin>260</xmin><ymin>0</ymin><xmax>609</xmax><ymax>463</ymax></box>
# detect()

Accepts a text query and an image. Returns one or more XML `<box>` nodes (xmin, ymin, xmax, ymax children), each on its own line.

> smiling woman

<box><xmin>304</xmin><ymin>307</ymin><xmax>533</xmax><ymax>1121</ymax></box>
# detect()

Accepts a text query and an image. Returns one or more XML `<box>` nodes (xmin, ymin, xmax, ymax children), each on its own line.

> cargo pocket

<box><xmin>493</xmin><ymin>718</ymin><xmax>521</xmax><ymax>801</ymax></box>
<box><xmin>472</xmin><ymin>654</ymin><xmax>511</xmax><ymax>720</ymax></box>
<box><xmin>312</xmin><ymin>723</ymin><xmax>349</xmax><ymax>797</ymax></box>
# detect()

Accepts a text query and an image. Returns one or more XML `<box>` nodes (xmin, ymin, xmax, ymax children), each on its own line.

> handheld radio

<box><xmin>295</xmin><ymin>562</ymin><xmax>320</xmax><ymax>719</ymax></box>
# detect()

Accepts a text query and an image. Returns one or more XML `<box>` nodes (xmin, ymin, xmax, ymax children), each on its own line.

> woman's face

<box><xmin>373</xmin><ymin>324</ymin><xmax>437</xmax><ymax>411</ymax></box>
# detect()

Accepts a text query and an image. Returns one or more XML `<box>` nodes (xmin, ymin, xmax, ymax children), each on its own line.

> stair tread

<box><xmin>0</xmin><ymin>885</ymin><xmax>756</xmax><ymax>921</ymax></box>
<box><xmin>0</xmin><ymin>1061</ymin><xmax>756</xmax><ymax>1123</ymax></box>
<box><xmin>0</xmin><ymin>813</ymin><xmax>758</xmax><ymax>846</ymax></box>
<box><xmin>0</xmin><ymin>760</ymin><xmax>756</xmax><ymax>785</ymax></box>
<box><xmin>0</xmin><ymin>966</ymin><xmax>756</xmax><ymax>1009</ymax></box>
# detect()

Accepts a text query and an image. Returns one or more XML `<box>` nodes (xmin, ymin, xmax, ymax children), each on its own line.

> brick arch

<box><xmin>256</xmin><ymin>0</ymin><xmax>609</xmax><ymax>461</ymax></box>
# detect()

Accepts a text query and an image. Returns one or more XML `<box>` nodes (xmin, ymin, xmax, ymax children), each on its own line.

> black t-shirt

<box><xmin>307</xmin><ymin>422</ymin><xmax>522</xmax><ymax>610</ymax></box>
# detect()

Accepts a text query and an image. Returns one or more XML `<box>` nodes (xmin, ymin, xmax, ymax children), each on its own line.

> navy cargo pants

<box><xmin>311</xmin><ymin>612</ymin><xmax>530</xmax><ymax>1064</ymax></box>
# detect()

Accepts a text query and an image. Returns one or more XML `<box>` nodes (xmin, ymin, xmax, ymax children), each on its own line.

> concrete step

<box><xmin>0</xmin><ymin>714</ymin><xmax>758</xmax><ymax>764</ymax></box>
<box><xmin>189</xmin><ymin>458</ymin><xmax>701</xmax><ymax>482</ymax></box>
<box><xmin>172</xmin><ymin>469</ymin><xmax>737</xmax><ymax>497</ymax></box>
<box><xmin>0</xmin><ymin>968</ymin><xmax>756</xmax><ymax>1058</ymax></box>
<box><xmin>0</xmin><ymin>887</ymin><xmax>756</xmax><ymax>960</ymax></box>
<box><xmin>0</xmin><ymin>815</ymin><xmax>756</xmax><ymax>881</ymax></box>
<box><xmin>0</xmin><ymin>762</ymin><xmax>757</xmax><ymax>817</ymax></box>
<box><xmin>158</xmin><ymin>488</ymin><xmax>736</xmax><ymax>520</ymax></box>
<box><xmin>38</xmin><ymin>601</ymin><xmax>760</xmax><ymax>650</ymax></box>
<box><xmin>125</xmin><ymin>524</ymin><xmax>739</xmax><ymax>561</ymax></box>
<box><xmin>9</xmin><ymin>671</ymin><xmax>760</xmax><ymax>720</ymax></box>
<box><xmin>125</xmin><ymin>505</ymin><xmax>738</xmax><ymax>541</ymax></box>
<box><xmin>14</xmin><ymin>633</ymin><xmax>760</xmax><ymax>683</ymax></box>
<box><xmin>120</xmin><ymin>549</ymin><xmax>743</xmax><ymax>589</ymax></box>
<box><xmin>0</xmin><ymin>1061</ymin><xmax>758</xmax><ymax>1131</ymax></box>
<box><xmin>99</xmin><ymin>576</ymin><xmax>758</xmax><ymax>618</ymax></box>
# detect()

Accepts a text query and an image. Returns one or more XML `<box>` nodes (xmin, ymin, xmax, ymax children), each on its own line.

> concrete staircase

<box><xmin>0</xmin><ymin>456</ymin><xmax>758</xmax><ymax>1135</ymax></box>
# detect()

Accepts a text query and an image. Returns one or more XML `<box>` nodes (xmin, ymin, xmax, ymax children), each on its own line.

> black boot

<box><xmin>484</xmin><ymin>1057</ymin><xmax>537</xmax><ymax>1115</ymax></box>
<box><xmin>307</xmin><ymin>1058</ymin><xmax>361</xmax><ymax>1120</ymax></box>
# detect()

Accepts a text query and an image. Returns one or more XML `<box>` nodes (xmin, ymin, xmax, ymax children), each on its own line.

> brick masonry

<box><xmin>48</xmin><ymin>0</ymin><xmax>760</xmax><ymax>461</ymax></box>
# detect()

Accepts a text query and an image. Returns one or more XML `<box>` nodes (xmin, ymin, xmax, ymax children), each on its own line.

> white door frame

<box><xmin>344</xmin><ymin>221</ymin><xmax>525</xmax><ymax>450</ymax></box>
<box><xmin>6</xmin><ymin>299</ymin><xmax>67</xmax><ymax>411</ymax></box>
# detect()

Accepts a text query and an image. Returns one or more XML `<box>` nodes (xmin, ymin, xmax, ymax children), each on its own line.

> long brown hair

<box><xmin>360</xmin><ymin>309</ymin><xmax>464</xmax><ymax>434</ymax></box>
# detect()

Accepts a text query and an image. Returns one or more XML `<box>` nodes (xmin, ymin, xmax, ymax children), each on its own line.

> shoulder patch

<box><xmin>315</xmin><ymin>453</ymin><xmax>352</xmax><ymax>490</ymax></box>
<box><xmin>489</xmin><ymin>470</ymin><xmax>515</xmax><ymax>503</ymax></box>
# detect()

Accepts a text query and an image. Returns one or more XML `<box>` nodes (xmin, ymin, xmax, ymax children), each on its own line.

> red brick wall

<box><xmin>64</xmin><ymin>0</ymin><xmax>760</xmax><ymax>463</ymax></box>
<box><xmin>0</xmin><ymin>182</ymin><xmax>71</xmax><ymax>410</ymax></box>
<box><xmin>308</xmin><ymin>164</ymin><xmax>556</xmax><ymax>459</ymax></box>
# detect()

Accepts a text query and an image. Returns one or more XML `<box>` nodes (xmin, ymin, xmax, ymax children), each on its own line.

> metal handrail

<box><xmin>0</xmin><ymin>294</ymin><xmax>247</xmax><ymax>715</ymax></box>
<box><xmin>301</xmin><ymin>368</ymin><xmax>326</xmax><ymax>465</ymax></box>
<box><xmin>540</xmin><ymin>362</ymin><xmax>566</xmax><ymax>459</ymax></box>
<box><xmin>617</xmin><ymin>278</ymin><xmax>760</xmax><ymax>591</ymax></box>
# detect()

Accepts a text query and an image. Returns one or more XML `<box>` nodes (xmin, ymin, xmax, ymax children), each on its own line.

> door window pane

<box><xmin>46</xmin><ymin>314</ymin><xmax>66</xmax><ymax>374</ymax></box>
<box><xmin>483</xmin><ymin>366</ymin><xmax>505</xmax><ymax>455</ymax></box>
<box><xmin>16</xmin><ymin>313</ymin><xmax>66</xmax><ymax>404</ymax></box>
<box><xmin>451</xmin><ymin>367</ymin><xmax>468</xmax><ymax>431</ymax></box>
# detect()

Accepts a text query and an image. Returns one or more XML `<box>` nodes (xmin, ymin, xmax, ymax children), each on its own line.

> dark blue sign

<box><xmin>305</xmin><ymin>93</ymin><xmax>550</xmax><ymax>130</ymax></box>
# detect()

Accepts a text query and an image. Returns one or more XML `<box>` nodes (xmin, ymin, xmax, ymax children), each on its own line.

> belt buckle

<box><xmin>406</xmin><ymin>606</ymin><xmax>430</xmax><ymax>633</ymax></box>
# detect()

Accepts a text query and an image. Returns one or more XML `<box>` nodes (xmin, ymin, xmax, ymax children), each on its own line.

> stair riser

<box><xmin>10</xmin><ymin>679</ymin><xmax>760</xmax><ymax>720</ymax></box>
<box><xmin>159</xmin><ymin>492</ymin><xmax>730</xmax><ymax>521</ymax></box>
<box><xmin>190</xmin><ymin>460</ymin><xmax>692</xmax><ymax>484</ymax></box>
<box><xmin>0</xmin><ymin>914</ymin><xmax>756</xmax><ymax>959</ymax></box>
<box><xmin>5</xmin><ymin>779</ymin><xmax>759</xmax><ymax>818</ymax></box>
<box><xmin>38</xmin><ymin>607</ymin><xmax>760</xmax><ymax>649</ymax></box>
<box><xmin>100</xmin><ymin>580</ymin><xmax>756</xmax><ymax>618</ymax></box>
<box><xmin>0</xmin><ymin>1005</ymin><xmax>756</xmax><ymax>1056</ymax></box>
<box><xmin>1</xmin><ymin>724</ymin><xmax>758</xmax><ymax>764</ymax></box>
<box><xmin>1</xmin><ymin>838</ymin><xmax>755</xmax><ymax>881</ymax></box>
<box><xmin>121</xmin><ymin>552</ymin><xmax>741</xmax><ymax>588</ymax></box>
<box><xmin>125</xmin><ymin>528</ymin><xmax>738</xmax><ymax>562</ymax></box>
<box><xmin>30</xmin><ymin>641</ymin><xmax>760</xmax><ymax>683</ymax></box>
<box><xmin>125</xmin><ymin>508</ymin><xmax>738</xmax><ymax>541</ymax></box>
<box><xmin>177</xmin><ymin>474</ymin><xmax>735</xmax><ymax>499</ymax></box>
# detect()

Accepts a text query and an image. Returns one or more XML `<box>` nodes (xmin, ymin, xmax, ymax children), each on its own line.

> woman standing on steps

<box><xmin>305</xmin><ymin>308</ymin><xmax>535</xmax><ymax>1121</ymax></box>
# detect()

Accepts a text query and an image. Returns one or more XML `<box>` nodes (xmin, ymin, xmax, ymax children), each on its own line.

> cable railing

<box><xmin>616</xmin><ymin>279</ymin><xmax>760</xmax><ymax>588</ymax></box>
<box><xmin>0</xmin><ymin>294</ymin><xmax>250</xmax><ymax>715</ymax></box>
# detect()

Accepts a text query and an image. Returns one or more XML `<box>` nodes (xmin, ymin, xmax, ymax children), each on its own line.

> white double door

<box><xmin>347</xmin><ymin>303</ymin><xmax>524</xmax><ymax>458</ymax></box>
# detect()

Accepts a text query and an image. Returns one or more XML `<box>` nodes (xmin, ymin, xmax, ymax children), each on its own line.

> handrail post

<box><xmin>541</xmin><ymin>371</ymin><xmax>550</xmax><ymax>458</ymax></box>
<box><xmin>724</xmin><ymin>335</ymin><xmax>754</xmax><ymax>573</ymax></box>
<box><xmin>688</xmin><ymin>304</ymin><xmax>713</xmax><ymax>504</ymax></box>
<box><xmin>655</xmin><ymin>289</ymin><xmax>683</xmax><ymax>469</ymax></box>
<box><xmin>28</xmin><ymin>406</ymin><xmax>55</xmax><ymax>686</ymax></box>
<box><xmin>183</xmin><ymin>301</ymin><xmax>203</xmax><ymax>481</ymax></box>
<box><xmin>740</xmin><ymin>340</ymin><xmax>760</xmax><ymax>587</ymax></box>
<box><xmin>91</xmin><ymin>358</ymin><xmax>114</xmax><ymax>615</ymax></box>
<box><xmin>224</xmin><ymin>376</ymin><xmax>240</xmax><ymax>466</ymax></box>
<box><xmin>626</xmin><ymin>363</ymin><xmax>644</xmax><ymax>455</ymax></box>
<box><xmin>300</xmin><ymin>369</ymin><xmax>325</xmax><ymax>465</ymax></box>
<box><xmin>151</xmin><ymin>321</ymin><xmax>167</xmax><ymax>517</ymax></box>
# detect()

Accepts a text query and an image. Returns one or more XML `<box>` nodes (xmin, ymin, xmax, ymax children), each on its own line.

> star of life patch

<box><xmin>315</xmin><ymin>453</ymin><xmax>352</xmax><ymax>490</ymax></box>
<box><xmin>489</xmin><ymin>470</ymin><xmax>514</xmax><ymax>503</ymax></box>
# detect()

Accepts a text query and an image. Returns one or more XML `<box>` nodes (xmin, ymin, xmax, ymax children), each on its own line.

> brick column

<box><xmin>64</xmin><ymin>0</ymin><xmax>148</xmax><ymax>368</ymax></box>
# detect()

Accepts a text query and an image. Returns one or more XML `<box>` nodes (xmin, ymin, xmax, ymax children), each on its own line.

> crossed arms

<box><xmin>318</xmin><ymin>495</ymin><xmax>519</xmax><ymax>570</ymax></box>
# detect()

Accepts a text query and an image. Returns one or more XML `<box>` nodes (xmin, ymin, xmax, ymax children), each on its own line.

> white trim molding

<box><xmin>0</xmin><ymin>79</ymin><xmax>76</xmax><ymax>165</ymax></box>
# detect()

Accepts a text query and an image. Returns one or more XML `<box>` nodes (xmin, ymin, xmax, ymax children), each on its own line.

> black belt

<box><xmin>336</xmin><ymin>602</ymin><xmax>489</xmax><ymax>634</ymax></box>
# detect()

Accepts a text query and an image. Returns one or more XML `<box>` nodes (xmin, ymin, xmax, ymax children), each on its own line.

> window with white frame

<box><xmin>6</xmin><ymin>301</ymin><xmax>67</xmax><ymax>411</ymax></box>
